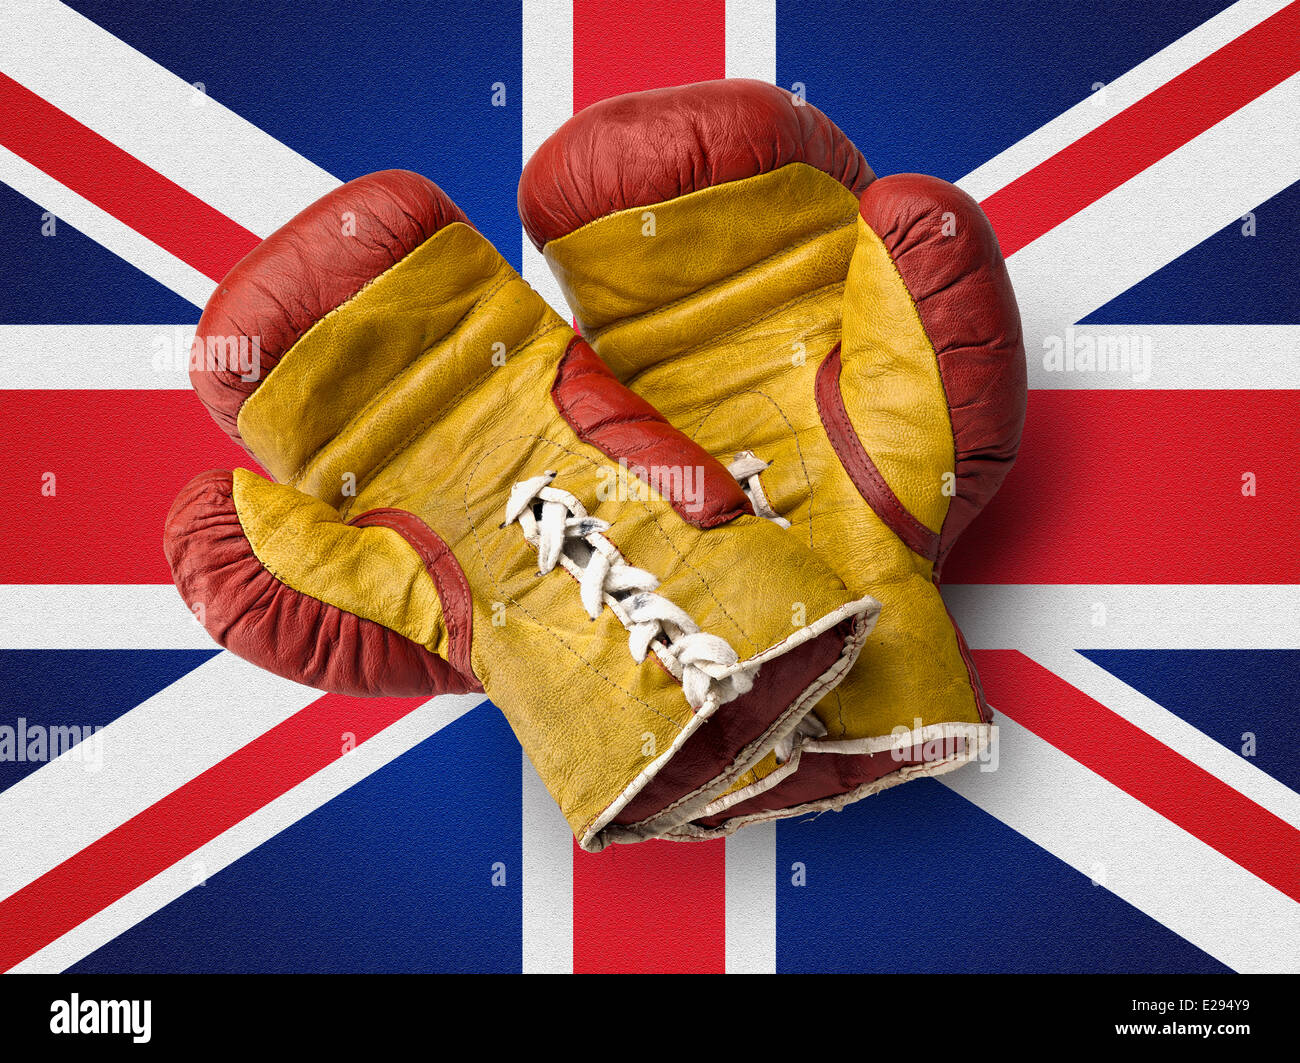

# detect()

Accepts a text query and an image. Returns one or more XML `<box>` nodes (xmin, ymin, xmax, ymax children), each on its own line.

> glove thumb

<box><xmin>833</xmin><ymin>173</ymin><xmax>1027</xmax><ymax>570</ymax></box>
<box><xmin>164</xmin><ymin>467</ymin><xmax>479</xmax><ymax>697</ymax></box>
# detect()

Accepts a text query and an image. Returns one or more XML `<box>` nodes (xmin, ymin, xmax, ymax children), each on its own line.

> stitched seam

<box><xmin>289</xmin><ymin>271</ymin><xmax>519</xmax><ymax>488</ymax></box>
<box><xmin>618</xmin><ymin>611</ymin><xmax>864</xmax><ymax>832</ymax></box>
<box><xmin>225</xmin><ymin>487</ymin><xmax>451</xmax><ymax>678</ymax></box>
<box><xmin>816</xmin><ymin>348</ymin><xmax>940</xmax><ymax>561</ymax></box>
<box><xmin>552</xmin><ymin>343</ymin><xmax>751</xmax><ymax>530</ymax></box>
<box><xmin>338</xmin><ymin>318</ymin><xmax>567</xmax><ymax>518</ymax></box>
<box><xmin>350</xmin><ymin>508</ymin><xmax>475</xmax><ymax>680</ymax></box>
<box><xmin>594</xmin><ymin>221</ymin><xmax>853</xmax><ymax>350</ymax></box>
<box><xmin>865</xmin><ymin>221</ymin><xmax>959</xmax><ymax>552</ymax></box>
<box><xmin>229</xmin><ymin>226</ymin><xmax>447</xmax><ymax>421</ymax></box>
<box><xmin>520</xmin><ymin>411</ymin><xmax>758</xmax><ymax>652</ymax></box>
<box><xmin>467</xmin><ymin>432</ymin><xmax>760</xmax><ymax>659</ymax></box>
<box><xmin>462</xmin><ymin>436</ymin><xmax>678</xmax><ymax>728</ymax></box>
<box><xmin>620</xmin><ymin>279</ymin><xmax>844</xmax><ymax>397</ymax></box>
<box><xmin>687</xmin><ymin>387</ymin><xmax>817</xmax><ymax>554</ymax></box>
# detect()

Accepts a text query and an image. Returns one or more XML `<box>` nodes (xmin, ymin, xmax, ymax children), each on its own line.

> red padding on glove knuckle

<box><xmin>551</xmin><ymin>339</ymin><xmax>751</xmax><ymax>529</ymax></box>
<box><xmin>859</xmin><ymin>174</ymin><xmax>1027</xmax><ymax>564</ymax></box>
<box><xmin>163</xmin><ymin>470</ymin><xmax>480</xmax><ymax>698</ymax></box>
<box><xmin>520</xmin><ymin>79</ymin><xmax>874</xmax><ymax>248</ymax></box>
<box><xmin>191</xmin><ymin>170</ymin><xmax>470</xmax><ymax>448</ymax></box>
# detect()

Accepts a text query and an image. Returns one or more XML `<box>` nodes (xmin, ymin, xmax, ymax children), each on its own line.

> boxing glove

<box><xmin>165</xmin><ymin>169</ymin><xmax>879</xmax><ymax>851</ymax></box>
<box><xmin>519</xmin><ymin>81</ymin><xmax>1026</xmax><ymax>836</ymax></box>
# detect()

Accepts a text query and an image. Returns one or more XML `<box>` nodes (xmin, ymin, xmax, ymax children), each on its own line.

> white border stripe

<box><xmin>1026</xmin><ymin>324</ymin><xmax>1300</xmax><ymax>390</ymax></box>
<box><xmin>0</xmin><ymin>325</ymin><xmax>194</xmax><ymax>389</ymax></box>
<box><xmin>6</xmin><ymin>322</ymin><xmax>1293</xmax><ymax>391</ymax></box>
<box><xmin>521</xmin><ymin>0</ymin><xmax>572</xmax><ymax>316</ymax></box>
<box><xmin>725</xmin><ymin>822</ymin><xmax>777</xmax><ymax>973</ymax></box>
<box><xmin>0</xmin><ymin>654</ymin><xmax>318</xmax><ymax>899</ymax></box>
<box><xmin>725</xmin><ymin>0</ymin><xmax>777</xmax><ymax>83</ymax></box>
<box><xmin>520</xmin><ymin>0</ymin><xmax>575</xmax><ymax>975</ymax></box>
<box><xmin>998</xmin><ymin>73</ymin><xmax>1300</xmax><ymax>353</ymax></box>
<box><xmin>959</xmin><ymin>0</ymin><xmax>1292</xmax><ymax>200</ymax></box>
<box><xmin>10</xmin><ymin>693</ymin><xmax>483</xmax><ymax>973</ymax></box>
<box><xmin>944</xmin><ymin>585</ymin><xmax>1300</xmax><ymax>652</ymax></box>
<box><xmin>1</xmin><ymin>0</ymin><xmax>339</xmax><ymax>238</ymax></box>
<box><xmin>0</xmin><ymin>586</ymin><xmax>211</xmax><ymax>649</ymax></box>
<box><xmin>0</xmin><ymin>145</ymin><xmax>213</xmax><ymax>308</ymax></box>
<box><xmin>940</xmin><ymin>717</ymin><xmax>1300</xmax><ymax>973</ymax></box>
<box><xmin>521</xmin><ymin>755</ymin><xmax>573</xmax><ymax>973</ymax></box>
<box><xmin>1027</xmin><ymin>646</ymin><xmax>1300</xmax><ymax>828</ymax></box>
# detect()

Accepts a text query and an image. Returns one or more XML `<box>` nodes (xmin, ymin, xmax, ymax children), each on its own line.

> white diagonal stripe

<box><xmin>0</xmin><ymin>654</ymin><xmax>318</xmax><ymax>900</ymax></box>
<box><xmin>959</xmin><ymin>0</ymin><xmax>1293</xmax><ymax>201</ymax></box>
<box><xmin>1026</xmin><ymin>645</ymin><xmax>1300</xmax><ymax>827</ymax></box>
<box><xmin>996</xmin><ymin>73</ymin><xmax>1300</xmax><ymax>352</ymax></box>
<box><xmin>10</xmin><ymin>693</ymin><xmax>484</xmax><ymax>972</ymax></box>
<box><xmin>0</xmin><ymin>0</ymin><xmax>339</xmax><ymax>238</ymax></box>
<box><xmin>0</xmin><ymin>145</ymin><xmax>214</xmax><ymax>308</ymax></box>
<box><xmin>940</xmin><ymin>716</ymin><xmax>1300</xmax><ymax>973</ymax></box>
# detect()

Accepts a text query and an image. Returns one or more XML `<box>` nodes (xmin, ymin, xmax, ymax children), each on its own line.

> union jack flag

<box><xmin>0</xmin><ymin>0</ymin><xmax>1296</xmax><ymax>973</ymax></box>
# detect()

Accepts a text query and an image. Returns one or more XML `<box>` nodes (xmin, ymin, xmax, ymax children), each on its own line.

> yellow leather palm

<box><xmin>172</xmin><ymin>189</ymin><xmax>879</xmax><ymax>851</ymax></box>
<box><xmin>541</xmin><ymin>165</ymin><xmax>989</xmax><ymax>831</ymax></box>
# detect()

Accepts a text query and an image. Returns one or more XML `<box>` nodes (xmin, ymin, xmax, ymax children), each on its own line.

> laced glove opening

<box><xmin>728</xmin><ymin>451</ymin><xmax>791</xmax><ymax>529</ymax></box>
<box><xmin>505</xmin><ymin>472</ymin><xmax>756</xmax><ymax>710</ymax></box>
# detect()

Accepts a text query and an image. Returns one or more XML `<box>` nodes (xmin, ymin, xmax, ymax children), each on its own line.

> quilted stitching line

<box><xmin>289</xmin><ymin>268</ymin><xmax>519</xmax><ymax>490</ymax></box>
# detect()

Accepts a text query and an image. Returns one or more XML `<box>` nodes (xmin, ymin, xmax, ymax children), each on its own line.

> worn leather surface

<box><xmin>192</xmin><ymin>170</ymin><xmax>467</xmax><ymax>449</ymax></box>
<box><xmin>857</xmin><ymin>175</ymin><xmax>1026</xmax><ymax>564</ymax></box>
<box><xmin>551</xmin><ymin>338</ymin><xmax>751</xmax><ymax>528</ymax></box>
<box><xmin>521</xmin><ymin>80</ymin><xmax>1027</xmax><ymax>827</ymax></box>
<box><xmin>520</xmin><ymin>78</ymin><xmax>873</xmax><ymax>249</ymax></box>
<box><xmin>164</xmin><ymin>469</ymin><xmax>472</xmax><ymax>698</ymax></box>
<box><xmin>165</xmin><ymin>170</ymin><xmax>875</xmax><ymax>849</ymax></box>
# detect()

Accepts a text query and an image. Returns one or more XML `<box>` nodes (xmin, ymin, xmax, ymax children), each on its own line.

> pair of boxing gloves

<box><xmin>165</xmin><ymin>80</ymin><xmax>1026</xmax><ymax>852</ymax></box>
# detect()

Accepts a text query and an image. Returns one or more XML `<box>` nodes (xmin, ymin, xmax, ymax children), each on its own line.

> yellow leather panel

<box><xmin>544</xmin><ymin>164</ymin><xmax>860</xmax><ymax>378</ymax></box>
<box><xmin>235</xmin><ymin>221</ymin><xmax>869</xmax><ymax>844</ymax></box>
<box><xmin>839</xmin><ymin>215</ymin><xmax>955</xmax><ymax>535</ymax></box>
<box><xmin>547</xmin><ymin>165</ymin><xmax>984</xmax><ymax>810</ymax></box>
<box><xmin>231</xmin><ymin>467</ymin><xmax>451</xmax><ymax>658</ymax></box>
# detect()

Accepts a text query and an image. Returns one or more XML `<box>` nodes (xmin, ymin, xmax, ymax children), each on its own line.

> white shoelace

<box><xmin>504</xmin><ymin>472</ymin><xmax>755</xmax><ymax>709</ymax></box>
<box><xmin>727</xmin><ymin>451</ymin><xmax>828</xmax><ymax>763</ymax></box>
<box><xmin>727</xmin><ymin>451</ymin><xmax>791</xmax><ymax>528</ymax></box>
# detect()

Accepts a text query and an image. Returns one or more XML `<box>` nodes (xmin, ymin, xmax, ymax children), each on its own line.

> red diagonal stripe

<box><xmin>982</xmin><ymin>0</ymin><xmax>1300</xmax><ymax>255</ymax></box>
<box><xmin>0</xmin><ymin>72</ymin><xmax>258</xmax><ymax>283</ymax></box>
<box><xmin>973</xmin><ymin>650</ymin><xmax>1300</xmax><ymax>903</ymax></box>
<box><xmin>0</xmin><ymin>691</ymin><xmax>431</xmax><ymax>972</ymax></box>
